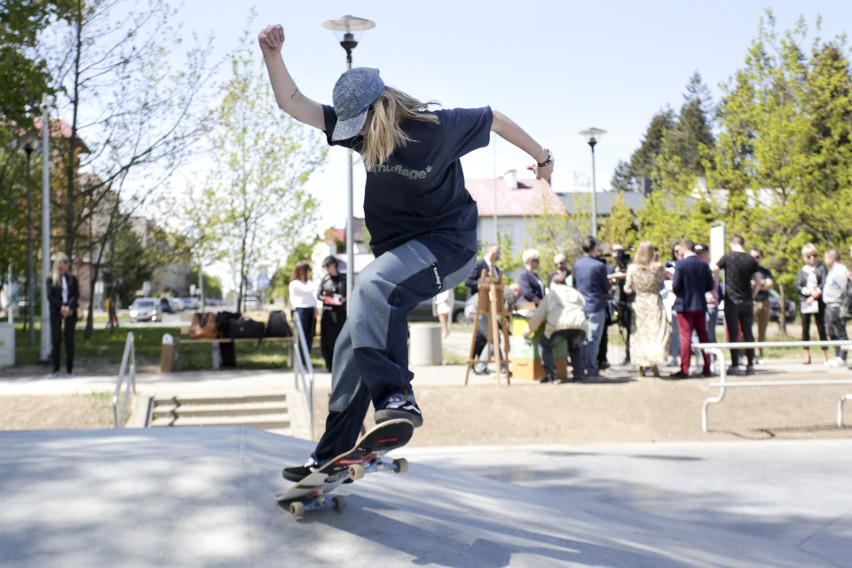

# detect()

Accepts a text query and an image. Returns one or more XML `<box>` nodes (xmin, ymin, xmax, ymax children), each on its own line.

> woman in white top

<box><xmin>289</xmin><ymin>260</ymin><xmax>318</xmax><ymax>350</ymax></box>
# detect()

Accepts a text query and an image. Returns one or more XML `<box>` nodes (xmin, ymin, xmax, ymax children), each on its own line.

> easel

<box><xmin>464</xmin><ymin>269</ymin><xmax>511</xmax><ymax>385</ymax></box>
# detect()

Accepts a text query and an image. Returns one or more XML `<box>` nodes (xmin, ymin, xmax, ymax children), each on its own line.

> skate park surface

<box><xmin>2</xmin><ymin>323</ymin><xmax>852</xmax><ymax>567</ymax></box>
<box><xmin>1</xmin><ymin>425</ymin><xmax>850</xmax><ymax>567</ymax></box>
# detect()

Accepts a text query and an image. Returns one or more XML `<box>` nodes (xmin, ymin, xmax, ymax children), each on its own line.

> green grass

<box><xmin>10</xmin><ymin>323</ymin><xmax>326</xmax><ymax>371</ymax></box>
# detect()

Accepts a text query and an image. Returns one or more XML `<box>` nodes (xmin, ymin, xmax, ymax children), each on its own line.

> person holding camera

<box><xmin>610</xmin><ymin>243</ymin><xmax>633</xmax><ymax>364</ymax></box>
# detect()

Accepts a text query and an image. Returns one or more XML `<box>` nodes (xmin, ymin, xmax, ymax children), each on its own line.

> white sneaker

<box><xmin>825</xmin><ymin>357</ymin><xmax>843</xmax><ymax>368</ymax></box>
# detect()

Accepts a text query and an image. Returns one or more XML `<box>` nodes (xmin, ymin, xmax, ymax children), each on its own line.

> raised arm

<box><xmin>258</xmin><ymin>24</ymin><xmax>325</xmax><ymax>130</ymax></box>
<box><xmin>491</xmin><ymin>110</ymin><xmax>554</xmax><ymax>181</ymax></box>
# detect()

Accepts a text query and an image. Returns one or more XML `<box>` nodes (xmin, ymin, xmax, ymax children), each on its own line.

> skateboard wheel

<box><xmin>289</xmin><ymin>502</ymin><xmax>305</xmax><ymax>518</ymax></box>
<box><xmin>393</xmin><ymin>458</ymin><xmax>409</xmax><ymax>474</ymax></box>
<box><xmin>349</xmin><ymin>464</ymin><xmax>366</xmax><ymax>481</ymax></box>
<box><xmin>332</xmin><ymin>496</ymin><xmax>346</xmax><ymax>512</ymax></box>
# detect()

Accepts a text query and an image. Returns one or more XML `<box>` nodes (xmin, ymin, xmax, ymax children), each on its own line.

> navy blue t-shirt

<box><xmin>322</xmin><ymin>105</ymin><xmax>492</xmax><ymax>257</ymax></box>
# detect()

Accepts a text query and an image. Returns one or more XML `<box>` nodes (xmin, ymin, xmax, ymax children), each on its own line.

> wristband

<box><xmin>537</xmin><ymin>149</ymin><xmax>553</xmax><ymax>168</ymax></box>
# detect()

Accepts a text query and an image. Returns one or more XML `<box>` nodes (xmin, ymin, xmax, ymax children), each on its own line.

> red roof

<box><xmin>466</xmin><ymin>177</ymin><xmax>566</xmax><ymax>217</ymax></box>
<box><xmin>32</xmin><ymin>117</ymin><xmax>90</xmax><ymax>153</ymax></box>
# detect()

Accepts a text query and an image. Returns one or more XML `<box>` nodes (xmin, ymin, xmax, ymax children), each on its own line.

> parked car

<box><xmin>129</xmin><ymin>297</ymin><xmax>159</xmax><ymax>322</ymax></box>
<box><xmin>181</xmin><ymin>297</ymin><xmax>200</xmax><ymax>310</ymax></box>
<box><xmin>168</xmin><ymin>297</ymin><xmax>185</xmax><ymax>312</ymax></box>
<box><xmin>768</xmin><ymin>290</ymin><xmax>796</xmax><ymax>323</ymax></box>
<box><xmin>408</xmin><ymin>297</ymin><xmax>467</xmax><ymax>323</ymax></box>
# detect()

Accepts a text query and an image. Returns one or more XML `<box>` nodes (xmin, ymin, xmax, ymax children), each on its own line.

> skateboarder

<box><xmin>258</xmin><ymin>23</ymin><xmax>555</xmax><ymax>480</ymax></box>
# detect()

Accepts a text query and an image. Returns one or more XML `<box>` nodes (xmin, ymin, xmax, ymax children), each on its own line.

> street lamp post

<box><xmin>322</xmin><ymin>15</ymin><xmax>375</xmax><ymax>314</ymax></box>
<box><xmin>40</xmin><ymin>94</ymin><xmax>55</xmax><ymax>362</ymax></box>
<box><xmin>24</xmin><ymin>140</ymin><xmax>37</xmax><ymax>346</ymax></box>
<box><xmin>578</xmin><ymin>128</ymin><xmax>606</xmax><ymax>238</ymax></box>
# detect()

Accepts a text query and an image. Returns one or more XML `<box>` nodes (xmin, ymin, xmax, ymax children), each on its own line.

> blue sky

<box><xmin>174</xmin><ymin>0</ymin><xmax>852</xmax><ymax>229</ymax></box>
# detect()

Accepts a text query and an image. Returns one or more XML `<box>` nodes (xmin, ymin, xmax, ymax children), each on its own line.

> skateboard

<box><xmin>275</xmin><ymin>418</ymin><xmax>414</xmax><ymax>518</ymax></box>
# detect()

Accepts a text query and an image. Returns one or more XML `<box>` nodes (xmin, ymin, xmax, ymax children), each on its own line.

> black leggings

<box><xmin>50</xmin><ymin>311</ymin><xmax>76</xmax><ymax>373</ymax></box>
<box><xmin>801</xmin><ymin>304</ymin><xmax>828</xmax><ymax>351</ymax></box>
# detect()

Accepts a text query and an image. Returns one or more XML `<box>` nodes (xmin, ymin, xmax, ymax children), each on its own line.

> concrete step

<box><xmin>149</xmin><ymin>414</ymin><xmax>291</xmax><ymax>431</ymax></box>
<box><xmin>151</xmin><ymin>401</ymin><xmax>288</xmax><ymax>419</ymax></box>
<box><xmin>148</xmin><ymin>392</ymin><xmax>292</xmax><ymax>435</ymax></box>
<box><xmin>152</xmin><ymin>394</ymin><xmax>288</xmax><ymax>407</ymax></box>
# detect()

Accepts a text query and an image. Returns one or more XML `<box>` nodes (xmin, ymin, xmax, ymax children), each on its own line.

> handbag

<box><xmin>216</xmin><ymin>311</ymin><xmax>242</xmax><ymax>337</ymax></box>
<box><xmin>266</xmin><ymin>310</ymin><xmax>292</xmax><ymax>337</ymax></box>
<box><xmin>189</xmin><ymin>312</ymin><xmax>218</xmax><ymax>339</ymax></box>
<box><xmin>228</xmin><ymin>318</ymin><xmax>266</xmax><ymax>339</ymax></box>
<box><xmin>800</xmin><ymin>300</ymin><xmax>819</xmax><ymax>315</ymax></box>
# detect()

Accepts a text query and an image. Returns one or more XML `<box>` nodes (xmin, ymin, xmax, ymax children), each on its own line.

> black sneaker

<box><xmin>375</xmin><ymin>394</ymin><xmax>423</xmax><ymax>427</ymax></box>
<box><xmin>282</xmin><ymin>457</ymin><xmax>319</xmax><ymax>482</ymax></box>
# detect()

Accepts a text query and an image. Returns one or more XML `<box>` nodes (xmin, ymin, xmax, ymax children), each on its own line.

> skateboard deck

<box><xmin>276</xmin><ymin>418</ymin><xmax>414</xmax><ymax>518</ymax></box>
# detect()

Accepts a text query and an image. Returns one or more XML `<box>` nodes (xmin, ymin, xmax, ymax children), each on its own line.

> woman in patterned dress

<box><xmin>624</xmin><ymin>241</ymin><xmax>670</xmax><ymax>377</ymax></box>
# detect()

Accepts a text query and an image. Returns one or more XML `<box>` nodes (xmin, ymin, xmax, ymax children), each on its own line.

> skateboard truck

<box><xmin>288</xmin><ymin>495</ymin><xmax>347</xmax><ymax>519</ymax></box>
<box><xmin>348</xmin><ymin>457</ymin><xmax>409</xmax><ymax>481</ymax></box>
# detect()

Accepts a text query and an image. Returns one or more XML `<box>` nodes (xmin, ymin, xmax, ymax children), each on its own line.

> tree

<box><xmin>598</xmin><ymin>193</ymin><xmax>638</xmax><ymax>250</ymax></box>
<box><xmin>200</xmin><ymin>31</ymin><xmax>326</xmax><ymax>310</ymax></box>
<box><xmin>188</xmin><ymin>265</ymin><xmax>222</xmax><ymax>302</ymax></box>
<box><xmin>665</xmin><ymin>72</ymin><xmax>716</xmax><ymax>177</ymax></box>
<box><xmin>0</xmin><ymin>1</ymin><xmax>73</xmax><ymax>124</ymax></box>
<box><xmin>33</xmin><ymin>0</ymin><xmax>217</xmax><ymax>336</ymax></box>
<box><xmin>106</xmin><ymin>222</ymin><xmax>155</xmax><ymax>307</ymax></box>
<box><xmin>628</xmin><ymin>108</ymin><xmax>675</xmax><ymax>188</ymax></box>
<box><xmin>711</xmin><ymin>10</ymin><xmax>852</xmax><ymax>295</ymax></box>
<box><xmin>609</xmin><ymin>160</ymin><xmax>637</xmax><ymax>193</ymax></box>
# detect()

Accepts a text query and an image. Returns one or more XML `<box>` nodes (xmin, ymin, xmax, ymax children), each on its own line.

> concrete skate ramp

<box><xmin>0</xmin><ymin>428</ymin><xmax>850</xmax><ymax>567</ymax></box>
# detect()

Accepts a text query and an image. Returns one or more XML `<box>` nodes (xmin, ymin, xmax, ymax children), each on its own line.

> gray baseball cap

<box><xmin>331</xmin><ymin>67</ymin><xmax>385</xmax><ymax>141</ymax></box>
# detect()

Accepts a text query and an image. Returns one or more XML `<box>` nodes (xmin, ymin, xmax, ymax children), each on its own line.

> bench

<box><xmin>695</xmin><ymin>340</ymin><xmax>852</xmax><ymax>432</ymax></box>
<box><xmin>173</xmin><ymin>336</ymin><xmax>296</xmax><ymax>370</ymax></box>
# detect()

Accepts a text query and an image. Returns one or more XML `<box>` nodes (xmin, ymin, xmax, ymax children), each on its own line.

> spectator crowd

<box><xmin>460</xmin><ymin>238</ymin><xmax>852</xmax><ymax>382</ymax></box>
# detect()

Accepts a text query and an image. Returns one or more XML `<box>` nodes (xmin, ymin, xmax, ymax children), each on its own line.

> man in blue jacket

<box><xmin>573</xmin><ymin>236</ymin><xmax>611</xmax><ymax>378</ymax></box>
<box><xmin>672</xmin><ymin>239</ymin><xmax>714</xmax><ymax>378</ymax></box>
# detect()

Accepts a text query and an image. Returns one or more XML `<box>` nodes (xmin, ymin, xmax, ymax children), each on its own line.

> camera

<box><xmin>613</xmin><ymin>249</ymin><xmax>631</xmax><ymax>272</ymax></box>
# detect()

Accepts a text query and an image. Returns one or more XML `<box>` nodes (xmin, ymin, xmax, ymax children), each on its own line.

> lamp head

<box><xmin>323</xmin><ymin>15</ymin><xmax>375</xmax><ymax>62</ymax></box>
<box><xmin>578</xmin><ymin>127</ymin><xmax>607</xmax><ymax>148</ymax></box>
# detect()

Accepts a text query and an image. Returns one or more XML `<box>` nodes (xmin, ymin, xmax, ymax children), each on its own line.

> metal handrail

<box><xmin>113</xmin><ymin>332</ymin><xmax>137</xmax><ymax>428</ymax></box>
<box><xmin>696</xmin><ymin>339</ymin><xmax>852</xmax><ymax>432</ymax></box>
<box><xmin>291</xmin><ymin>315</ymin><xmax>315</xmax><ymax>440</ymax></box>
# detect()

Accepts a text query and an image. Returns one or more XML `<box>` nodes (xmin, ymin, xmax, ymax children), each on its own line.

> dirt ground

<box><xmin>0</xmin><ymin>394</ymin><xmax>115</xmax><ymax>431</ymax></box>
<box><xmin>310</xmin><ymin>376</ymin><xmax>852</xmax><ymax>447</ymax></box>
<box><xmin>2</xmin><ymin>377</ymin><xmax>852</xmax><ymax>444</ymax></box>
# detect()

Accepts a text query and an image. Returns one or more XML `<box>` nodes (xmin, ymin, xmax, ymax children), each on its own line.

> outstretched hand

<box><xmin>258</xmin><ymin>24</ymin><xmax>285</xmax><ymax>55</ymax></box>
<box><xmin>527</xmin><ymin>159</ymin><xmax>554</xmax><ymax>181</ymax></box>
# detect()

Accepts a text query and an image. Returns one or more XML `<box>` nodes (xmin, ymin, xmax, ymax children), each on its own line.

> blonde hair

<box><xmin>51</xmin><ymin>252</ymin><xmax>69</xmax><ymax>283</ymax></box>
<box><xmin>633</xmin><ymin>241</ymin><xmax>656</xmax><ymax>268</ymax></box>
<box><xmin>801</xmin><ymin>243</ymin><xmax>818</xmax><ymax>259</ymax></box>
<box><xmin>361</xmin><ymin>86</ymin><xmax>439</xmax><ymax>170</ymax></box>
<box><xmin>522</xmin><ymin>249</ymin><xmax>541</xmax><ymax>264</ymax></box>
